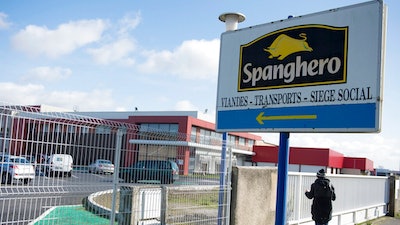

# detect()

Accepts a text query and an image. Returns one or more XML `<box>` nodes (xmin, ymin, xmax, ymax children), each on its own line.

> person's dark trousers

<box><xmin>315</xmin><ymin>222</ymin><xmax>328</xmax><ymax>225</ymax></box>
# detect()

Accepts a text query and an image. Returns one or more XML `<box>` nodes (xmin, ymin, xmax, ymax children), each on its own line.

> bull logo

<box><xmin>264</xmin><ymin>33</ymin><xmax>313</xmax><ymax>60</ymax></box>
<box><xmin>238</xmin><ymin>24</ymin><xmax>348</xmax><ymax>91</ymax></box>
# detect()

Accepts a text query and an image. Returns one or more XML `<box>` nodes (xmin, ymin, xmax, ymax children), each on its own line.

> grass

<box><xmin>168</xmin><ymin>191</ymin><xmax>219</xmax><ymax>209</ymax></box>
<box><xmin>94</xmin><ymin>189</ymin><xmax>219</xmax><ymax>210</ymax></box>
<box><xmin>183</xmin><ymin>173</ymin><xmax>220</xmax><ymax>179</ymax></box>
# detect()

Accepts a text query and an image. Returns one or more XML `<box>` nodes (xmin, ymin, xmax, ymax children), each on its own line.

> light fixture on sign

<box><xmin>218</xmin><ymin>12</ymin><xmax>246</xmax><ymax>31</ymax></box>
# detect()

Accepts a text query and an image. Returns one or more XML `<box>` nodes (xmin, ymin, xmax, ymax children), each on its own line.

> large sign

<box><xmin>216</xmin><ymin>0</ymin><xmax>385</xmax><ymax>133</ymax></box>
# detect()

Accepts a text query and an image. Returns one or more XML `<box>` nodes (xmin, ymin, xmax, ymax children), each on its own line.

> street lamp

<box><xmin>218</xmin><ymin>12</ymin><xmax>246</xmax><ymax>31</ymax></box>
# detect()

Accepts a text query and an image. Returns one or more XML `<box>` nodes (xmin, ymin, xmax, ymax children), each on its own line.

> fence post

<box><xmin>161</xmin><ymin>186</ymin><xmax>168</xmax><ymax>225</ymax></box>
<box><xmin>111</xmin><ymin>128</ymin><xmax>125</xmax><ymax>225</ymax></box>
<box><xmin>118</xmin><ymin>186</ymin><xmax>133</xmax><ymax>225</ymax></box>
<box><xmin>387</xmin><ymin>175</ymin><xmax>397</xmax><ymax>217</ymax></box>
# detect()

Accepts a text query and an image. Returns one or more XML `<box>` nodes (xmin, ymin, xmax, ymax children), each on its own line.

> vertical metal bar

<box><xmin>110</xmin><ymin>128</ymin><xmax>125</xmax><ymax>225</ymax></box>
<box><xmin>296</xmin><ymin>173</ymin><xmax>303</xmax><ymax>223</ymax></box>
<box><xmin>225</xmin><ymin>146</ymin><xmax>233</xmax><ymax>225</ymax></box>
<box><xmin>218</xmin><ymin>132</ymin><xmax>227</xmax><ymax>225</ymax></box>
<box><xmin>275</xmin><ymin>132</ymin><xmax>290</xmax><ymax>225</ymax></box>
<box><xmin>160</xmin><ymin>186</ymin><xmax>167</xmax><ymax>225</ymax></box>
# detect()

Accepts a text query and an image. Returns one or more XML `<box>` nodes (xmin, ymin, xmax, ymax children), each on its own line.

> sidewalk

<box><xmin>358</xmin><ymin>216</ymin><xmax>400</xmax><ymax>225</ymax></box>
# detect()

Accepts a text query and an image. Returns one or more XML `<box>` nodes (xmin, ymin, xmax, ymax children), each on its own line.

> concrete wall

<box><xmin>230</xmin><ymin>166</ymin><xmax>278</xmax><ymax>225</ymax></box>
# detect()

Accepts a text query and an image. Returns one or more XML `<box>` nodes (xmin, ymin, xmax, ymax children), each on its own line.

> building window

<box><xmin>96</xmin><ymin>125</ymin><xmax>111</xmax><ymax>134</ymax></box>
<box><xmin>248</xmin><ymin>139</ymin><xmax>254</xmax><ymax>147</ymax></box>
<box><xmin>68</xmin><ymin>125</ymin><xmax>75</xmax><ymax>133</ymax></box>
<box><xmin>228</xmin><ymin>135</ymin><xmax>236</xmax><ymax>146</ymax></box>
<box><xmin>190</xmin><ymin>127</ymin><xmax>197</xmax><ymax>142</ymax></box>
<box><xmin>239</xmin><ymin>137</ymin><xmax>245</xmax><ymax>146</ymax></box>
<box><xmin>140</xmin><ymin>123</ymin><xmax>179</xmax><ymax>132</ymax></box>
<box><xmin>43</xmin><ymin>124</ymin><xmax>49</xmax><ymax>133</ymax></box>
<box><xmin>80</xmin><ymin>126</ymin><xmax>90</xmax><ymax>134</ymax></box>
<box><xmin>199</xmin><ymin>128</ymin><xmax>212</xmax><ymax>145</ymax></box>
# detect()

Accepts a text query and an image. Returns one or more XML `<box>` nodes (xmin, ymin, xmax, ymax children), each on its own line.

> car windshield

<box><xmin>170</xmin><ymin>161</ymin><xmax>178</xmax><ymax>170</ymax></box>
<box><xmin>10</xmin><ymin>157</ymin><xmax>29</xmax><ymax>164</ymax></box>
<box><xmin>98</xmin><ymin>160</ymin><xmax>111</xmax><ymax>164</ymax></box>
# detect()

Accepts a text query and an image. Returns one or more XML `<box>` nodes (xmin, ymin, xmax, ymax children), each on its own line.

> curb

<box><xmin>83</xmin><ymin>189</ymin><xmax>118</xmax><ymax>219</ymax></box>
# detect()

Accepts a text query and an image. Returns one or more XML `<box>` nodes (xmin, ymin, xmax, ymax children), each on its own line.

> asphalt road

<box><xmin>0</xmin><ymin>172</ymin><xmax>115</xmax><ymax>224</ymax></box>
<box><xmin>0</xmin><ymin>171</ymin><xmax>218</xmax><ymax>224</ymax></box>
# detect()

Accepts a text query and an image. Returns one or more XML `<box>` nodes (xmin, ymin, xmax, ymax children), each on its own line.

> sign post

<box><xmin>276</xmin><ymin>132</ymin><xmax>290</xmax><ymax>225</ymax></box>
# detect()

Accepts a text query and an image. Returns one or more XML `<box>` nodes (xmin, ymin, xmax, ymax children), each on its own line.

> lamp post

<box><xmin>218</xmin><ymin>12</ymin><xmax>245</xmax><ymax>225</ymax></box>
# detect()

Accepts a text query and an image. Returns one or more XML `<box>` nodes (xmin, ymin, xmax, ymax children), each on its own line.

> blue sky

<box><xmin>0</xmin><ymin>0</ymin><xmax>399</xmax><ymax>170</ymax></box>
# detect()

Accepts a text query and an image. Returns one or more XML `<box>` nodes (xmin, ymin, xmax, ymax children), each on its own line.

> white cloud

<box><xmin>11</xmin><ymin>19</ymin><xmax>108</xmax><ymax>58</ymax></box>
<box><xmin>138</xmin><ymin>39</ymin><xmax>220</xmax><ymax>80</ymax></box>
<box><xmin>0</xmin><ymin>12</ymin><xmax>11</xmax><ymax>29</ymax></box>
<box><xmin>87</xmin><ymin>38</ymin><xmax>136</xmax><ymax>65</ymax></box>
<box><xmin>24</xmin><ymin>66</ymin><xmax>72</xmax><ymax>82</ymax></box>
<box><xmin>44</xmin><ymin>89</ymin><xmax>115</xmax><ymax>111</ymax></box>
<box><xmin>198</xmin><ymin>109</ymin><xmax>216</xmax><ymax>124</ymax></box>
<box><xmin>174</xmin><ymin>100</ymin><xmax>198</xmax><ymax>111</ymax></box>
<box><xmin>0</xmin><ymin>82</ymin><xmax>44</xmax><ymax>104</ymax></box>
<box><xmin>86</xmin><ymin>13</ymin><xmax>140</xmax><ymax>65</ymax></box>
<box><xmin>118</xmin><ymin>12</ymin><xmax>141</xmax><ymax>36</ymax></box>
<box><xmin>173</xmin><ymin>100</ymin><xmax>216</xmax><ymax>123</ymax></box>
<box><xmin>0</xmin><ymin>82</ymin><xmax>117</xmax><ymax>111</ymax></box>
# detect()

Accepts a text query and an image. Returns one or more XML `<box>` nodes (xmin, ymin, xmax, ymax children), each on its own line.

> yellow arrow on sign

<box><xmin>256</xmin><ymin>112</ymin><xmax>317</xmax><ymax>125</ymax></box>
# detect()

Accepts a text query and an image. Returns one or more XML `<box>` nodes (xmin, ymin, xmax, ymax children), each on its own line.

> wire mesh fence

<box><xmin>0</xmin><ymin>104</ymin><xmax>232</xmax><ymax>225</ymax></box>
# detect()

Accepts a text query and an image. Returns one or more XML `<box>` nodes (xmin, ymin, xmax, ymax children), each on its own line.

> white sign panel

<box><xmin>216</xmin><ymin>0</ymin><xmax>385</xmax><ymax>133</ymax></box>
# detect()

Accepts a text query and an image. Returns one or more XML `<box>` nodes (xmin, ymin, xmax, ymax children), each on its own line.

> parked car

<box><xmin>43</xmin><ymin>154</ymin><xmax>73</xmax><ymax>177</ymax></box>
<box><xmin>22</xmin><ymin>154</ymin><xmax>47</xmax><ymax>175</ymax></box>
<box><xmin>120</xmin><ymin>160</ymin><xmax>179</xmax><ymax>184</ymax></box>
<box><xmin>0</xmin><ymin>155</ymin><xmax>35</xmax><ymax>184</ymax></box>
<box><xmin>88</xmin><ymin>159</ymin><xmax>114</xmax><ymax>174</ymax></box>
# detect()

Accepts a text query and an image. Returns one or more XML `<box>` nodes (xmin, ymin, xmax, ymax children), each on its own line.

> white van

<box><xmin>44</xmin><ymin>154</ymin><xmax>73</xmax><ymax>177</ymax></box>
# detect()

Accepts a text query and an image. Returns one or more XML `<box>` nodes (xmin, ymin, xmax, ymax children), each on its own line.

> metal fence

<box><xmin>0</xmin><ymin>103</ymin><xmax>393</xmax><ymax>225</ymax></box>
<box><xmin>0</xmin><ymin>104</ymin><xmax>232</xmax><ymax>225</ymax></box>
<box><xmin>287</xmin><ymin>172</ymin><xmax>389</xmax><ymax>225</ymax></box>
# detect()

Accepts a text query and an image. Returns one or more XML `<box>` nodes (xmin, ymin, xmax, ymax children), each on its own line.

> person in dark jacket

<box><xmin>305</xmin><ymin>169</ymin><xmax>336</xmax><ymax>225</ymax></box>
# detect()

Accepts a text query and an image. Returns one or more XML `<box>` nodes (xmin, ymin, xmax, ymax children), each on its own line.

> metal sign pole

<box><xmin>218</xmin><ymin>132</ymin><xmax>228</xmax><ymax>225</ymax></box>
<box><xmin>275</xmin><ymin>132</ymin><xmax>290</xmax><ymax>225</ymax></box>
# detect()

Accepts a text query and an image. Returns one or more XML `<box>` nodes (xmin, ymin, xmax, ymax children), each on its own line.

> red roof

<box><xmin>343</xmin><ymin>157</ymin><xmax>374</xmax><ymax>171</ymax></box>
<box><xmin>253</xmin><ymin>145</ymin><xmax>372</xmax><ymax>170</ymax></box>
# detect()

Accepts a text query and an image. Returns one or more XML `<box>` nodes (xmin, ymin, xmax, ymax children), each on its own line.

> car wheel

<box><xmin>122</xmin><ymin>173</ymin><xmax>131</xmax><ymax>182</ymax></box>
<box><xmin>23</xmin><ymin>178</ymin><xmax>30</xmax><ymax>184</ymax></box>
<box><xmin>5</xmin><ymin>173</ymin><xmax>12</xmax><ymax>184</ymax></box>
<box><xmin>161</xmin><ymin>176</ymin><xmax>168</xmax><ymax>184</ymax></box>
<box><xmin>1</xmin><ymin>172</ymin><xmax>9</xmax><ymax>184</ymax></box>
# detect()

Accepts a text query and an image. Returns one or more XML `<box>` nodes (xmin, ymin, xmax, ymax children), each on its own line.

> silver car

<box><xmin>88</xmin><ymin>159</ymin><xmax>114</xmax><ymax>174</ymax></box>
<box><xmin>0</xmin><ymin>155</ymin><xmax>35</xmax><ymax>184</ymax></box>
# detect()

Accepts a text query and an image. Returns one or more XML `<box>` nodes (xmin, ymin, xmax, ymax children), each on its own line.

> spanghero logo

<box><xmin>238</xmin><ymin>24</ymin><xmax>348</xmax><ymax>91</ymax></box>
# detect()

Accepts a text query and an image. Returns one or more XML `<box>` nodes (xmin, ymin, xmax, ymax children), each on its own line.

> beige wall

<box><xmin>230</xmin><ymin>166</ymin><xmax>278</xmax><ymax>225</ymax></box>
